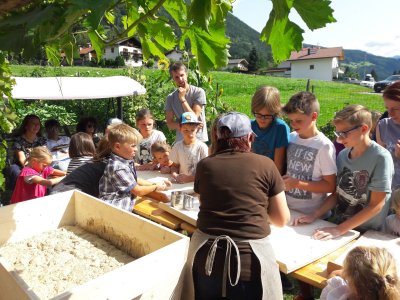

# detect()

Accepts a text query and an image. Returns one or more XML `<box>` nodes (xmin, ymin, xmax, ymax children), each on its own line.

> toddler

<box><xmin>150</xmin><ymin>141</ymin><xmax>174</xmax><ymax>174</ymax></box>
<box><xmin>321</xmin><ymin>246</ymin><xmax>400</xmax><ymax>300</ymax></box>
<box><xmin>10</xmin><ymin>146</ymin><xmax>65</xmax><ymax>203</ymax></box>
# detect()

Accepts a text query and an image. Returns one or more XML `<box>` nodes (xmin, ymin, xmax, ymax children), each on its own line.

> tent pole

<box><xmin>117</xmin><ymin>97</ymin><xmax>123</xmax><ymax>121</ymax></box>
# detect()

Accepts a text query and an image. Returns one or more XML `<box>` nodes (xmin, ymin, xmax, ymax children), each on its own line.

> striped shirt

<box><xmin>99</xmin><ymin>153</ymin><xmax>137</xmax><ymax>212</ymax></box>
<box><xmin>66</xmin><ymin>156</ymin><xmax>93</xmax><ymax>174</ymax></box>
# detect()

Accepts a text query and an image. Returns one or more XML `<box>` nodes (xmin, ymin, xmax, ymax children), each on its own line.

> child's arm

<box><xmin>29</xmin><ymin>175</ymin><xmax>63</xmax><ymax>187</ymax></box>
<box><xmin>51</xmin><ymin>169</ymin><xmax>66</xmax><ymax>177</ymax></box>
<box><xmin>130</xmin><ymin>178</ymin><xmax>171</xmax><ymax>197</ymax></box>
<box><xmin>274</xmin><ymin>147</ymin><xmax>286</xmax><ymax>175</ymax></box>
<box><xmin>172</xmin><ymin>173</ymin><xmax>195</xmax><ymax>184</ymax></box>
<box><xmin>313</xmin><ymin>191</ymin><xmax>387</xmax><ymax>240</ymax></box>
<box><xmin>282</xmin><ymin>174</ymin><xmax>336</xmax><ymax>193</ymax></box>
<box><xmin>293</xmin><ymin>192</ymin><xmax>338</xmax><ymax>225</ymax></box>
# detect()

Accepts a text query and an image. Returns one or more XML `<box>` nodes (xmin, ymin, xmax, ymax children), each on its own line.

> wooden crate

<box><xmin>0</xmin><ymin>190</ymin><xmax>189</xmax><ymax>300</ymax></box>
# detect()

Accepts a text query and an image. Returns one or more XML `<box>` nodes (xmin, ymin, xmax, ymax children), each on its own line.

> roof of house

<box><xmin>288</xmin><ymin>47</ymin><xmax>344</xmax><ymax>61</ymax></box>
<box><xmin>79</xmin><ymin>47</ymin><xmax>94</xmax><ymax>55</ymax></box>
<box><xmin>228</xmin><ymin>58</ymin><xmax>249</xmax><ymax>65</ymax></box>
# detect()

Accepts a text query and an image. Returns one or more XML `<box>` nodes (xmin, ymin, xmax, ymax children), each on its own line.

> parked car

<box><xmin>374</xmin><ymin>75</ymin><xmax>400</xmax><ymax>93</ymax></box>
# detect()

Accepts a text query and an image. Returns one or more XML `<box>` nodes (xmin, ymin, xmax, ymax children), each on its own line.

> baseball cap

<box><xmin>217</xmin><ymin>112</ymin><xmax>255</xmax><ymax>139</ymax></box>
<box><xmin>180</xmin><ymin>112</ymin><xmax>202</xmax><ymax>125</ymax></box>
<box><xmin>106</xmin><ymin>118</ymin><xmax>123</xmax><ymax>126</ymax></box>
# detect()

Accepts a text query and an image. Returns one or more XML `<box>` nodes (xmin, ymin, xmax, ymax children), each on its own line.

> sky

<box><xmin>232</xmin><ymin>0</ymin><xmax>400</xmax><ymax>58</ymax></box>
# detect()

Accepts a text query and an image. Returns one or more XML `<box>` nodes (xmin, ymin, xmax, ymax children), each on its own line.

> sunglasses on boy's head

<box><xmin>253</xmin><ymin>112</ymin><xmax>275</xmax><ymax>120</ymax></box>
<box><xmin>334</xmin><ymin>125</ymin><xmax>361</xmax><ymax>139</ymax></box>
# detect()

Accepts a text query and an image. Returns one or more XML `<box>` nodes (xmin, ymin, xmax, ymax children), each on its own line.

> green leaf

<box><xmin>163</xmin><ymin>0</ymin><xmax>187</xmax><ymax>27</ymax></box>
<box><xmin>45</xmin><ymin>44</ymin><xmax>61</xmax><ymax>66</ymax></box>
<box><xmin>188</xmin><ymin>0</ymin><xmax>212</xmax><ymax>31</ymax></box>
<box><xmin>210</xmin><ymin>0</ymin><xmax>233</xmax><ymax>26</ymax></box>
<box><xmin>261</xmin><ymin>9</ymin><xmax>304</xmax><ymax>63</ymax></box>
<box><xmin>88</xmin><ymin>30</ymin><xmax>105</xmax><ymax>61</ymax></box>
<box><xmin>183</xmin><ymin>23</ymin><xmax>229</xmax><ymax>73</ymax></box>
<box><xmin>122</xmin><ymin>5</ymin><xmax>141</xmax><ymax>37</ymax></box>
<box><xmin>293</xmin><ymin>0</ymin><xmax>336</xmax><ymax>30</ymax></box>
<box><xmin>104</xmin><ymin>11</ymin><xmax>115</xmax><ymax>25</ymax></box>
<box><xmin>142</xmin><ymin>19</ymin><xmax>177</xmax><ymax>50</ymax></box>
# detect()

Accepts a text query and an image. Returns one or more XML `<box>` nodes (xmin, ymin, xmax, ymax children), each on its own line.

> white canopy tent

<box><xmin>10</xmin><ymin>76</ymin><xmax>146</xmax><ymax>120</ymax></box>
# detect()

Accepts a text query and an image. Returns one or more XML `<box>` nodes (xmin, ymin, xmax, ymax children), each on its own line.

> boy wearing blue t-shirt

<box><xmin>251</xmin><ymin>86</ymin><xmax>290</xmax><ymax>175</ymax></box>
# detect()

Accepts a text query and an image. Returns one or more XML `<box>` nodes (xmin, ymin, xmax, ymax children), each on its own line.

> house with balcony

<box><xmin>103</xmin><ymin>37</ymin><xmax>143</xmax><ymax>67</ymax></box>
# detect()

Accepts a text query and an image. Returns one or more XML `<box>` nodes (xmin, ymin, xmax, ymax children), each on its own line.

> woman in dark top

<box><xmin>7</xmin><ymin>114</ymin><xmax>47</xmax><ymax>191</ymax></box>
<box><xmin>183</xmin><ymin>112</ymin><xmax>290</xmax><ymax>300</ymax></box>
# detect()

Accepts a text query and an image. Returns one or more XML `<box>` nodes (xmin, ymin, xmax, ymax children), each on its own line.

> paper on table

<box><xmin>269</xmin><ymin>210</ymin><xmax>360</xmax><ymax>274</ymax></box>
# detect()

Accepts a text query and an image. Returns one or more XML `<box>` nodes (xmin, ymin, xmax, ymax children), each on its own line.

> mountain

<box><xmin>226</xmin><ymin>13</ymin><xmax>400</xmax><ymax>79</ymax></box>
<box><xmin>342</xmin><ymin>50</ymin><xmax>400</xmax><ymax>80</ymax></box>
<box><xmin>226</xmin><ymin>13</ymin><xmax>272</xmax><ymax>68</ymax></box>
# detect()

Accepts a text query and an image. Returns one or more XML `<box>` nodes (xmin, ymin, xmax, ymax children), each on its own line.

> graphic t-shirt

<box><xmin>136</xmin><ymin>130</ymin><xmax>166</xmax><ymax>164</ymax></box>
<box><xmin>334</xmin><ymin>142</ymin><xmax>393</xmax><ymax>231</ymax></box>
<box><xmin>285</xmin><ymin>132</ymin><xmax>337</xmax><ymax>215</ymax></box>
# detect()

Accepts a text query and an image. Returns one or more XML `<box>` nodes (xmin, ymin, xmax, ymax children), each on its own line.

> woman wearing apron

<box><xmin>183</xmin><ymin>112</ymin><xmax>290</xmax><ymax>300</ymax></box>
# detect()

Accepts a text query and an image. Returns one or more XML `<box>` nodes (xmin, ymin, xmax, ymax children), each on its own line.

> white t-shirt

<box><xmin>170</xmin><ymin>139</ymin><xmax>208</xmax><ymax>176</ymax></box>
<box><xmin>320</xmin><ymin>276</ymin><xmax>351</xmax><ymax>300</ymax></box>
<box><xmin>136</xmin><ymin>130</ymin><xmax>166</xmax><ymax>164</ymax></box>
<box><xmin>285</xmin><ymin>131</ymin><xmax>337</xmax><ymax>215</ymax></box>
<box><xmin>46</xmin><ymin>136</ymin><xmax>70</xmax><ymax>161</ymax></box>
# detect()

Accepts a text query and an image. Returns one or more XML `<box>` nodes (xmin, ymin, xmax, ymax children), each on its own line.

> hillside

<box><xmin>226</xmin><ymin>13</ymin><xmax>272</xmax><ymax>68</ymax></box>
<box><xmin>226</xmin><ymin>14</ymin><xmax>400</xmax><ymax>80</ymax></box>
<box><xmin>342</xmin><ymin>49</ymin><xmax>400</xmax><ymax>80</ymax></box>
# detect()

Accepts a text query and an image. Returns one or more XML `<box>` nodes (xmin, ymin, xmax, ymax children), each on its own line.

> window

<box><xmin>111</xmin><ymin>47</ymin><xmax>114</xmax><ymax>53</ymax></box>
<box><xmin>310</xmin><ymin>65</ymin><xmax>314</xmax><ymax>70</ymax></box>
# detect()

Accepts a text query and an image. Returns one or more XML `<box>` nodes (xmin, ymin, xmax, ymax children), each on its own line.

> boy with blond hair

<box><xmin>170</xmin><ymin>112</ymin><xmax>208</xmax><ymax>183</ymax></box>
<box><xmin>282</xmin><ymin>91</ymin><xmax>337</xmax><ymax>217</ymax></box>
<box><xmin>295</xmin><ymin>105</ymin><xmax>394</xmax><ymax>240</ymax></box>
<box><xmin>99</xmin><ymin>123</ymin><xmax>170</xmax><ymax>212</ymax></box>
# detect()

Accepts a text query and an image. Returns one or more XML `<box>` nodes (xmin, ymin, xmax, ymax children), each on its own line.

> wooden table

<box><xmin>133</xmin><ymin>197</ymin><xmax>196</xmax><ymax>234</ymax></box>
<box><xmin>289</xmin><ymin>240</ymin><xmax>356</xmax><ymax>289</ymax></box>
<box><xmin>134</xmin><ymin>198</ymin><xmax>357</xmax><ymax>289</ymax></box>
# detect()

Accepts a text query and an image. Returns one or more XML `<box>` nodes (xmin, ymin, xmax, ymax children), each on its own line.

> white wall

<box><xmin>291</xmin><ymin>58</ymin><xmax>334</xmax><ymax>81</ymax></box>
<box><xmin>166</xmin><ymin>51</ymin><xmax>183</xmax><ymax>61</ymax></box>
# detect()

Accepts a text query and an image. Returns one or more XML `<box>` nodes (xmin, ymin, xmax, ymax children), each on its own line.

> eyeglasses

<box><xmin>334</xmin><ymin>125</ymin><xmax>361</xmax><ymax>139</ymax></box>
<box><xmin>253</xmin><ymin>112</ymin><xmax>275</xmax><ymax>120</ymax></box>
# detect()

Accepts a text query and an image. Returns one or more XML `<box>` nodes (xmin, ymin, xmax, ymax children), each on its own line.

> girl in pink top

<box><xmin>10</xmin><ymin>146</ymin><xmax>65</xmax><ymax>204</ymax></box>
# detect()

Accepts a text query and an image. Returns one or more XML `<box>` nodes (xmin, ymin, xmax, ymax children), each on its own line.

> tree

<box><xmin>0</xmin><ymin>0</ymin><xmax>336</xmax><ymax>72</ymax></box>
<box><xmin>248</xmin><ymin>47</ymin><xmax>259</xmax><ymax>72</ymax></box>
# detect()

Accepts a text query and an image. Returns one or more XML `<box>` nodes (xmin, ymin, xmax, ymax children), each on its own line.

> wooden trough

<box><xmin>0</xmin><ymin>190</ymin><xmax>189</xmax><ymax>300</ymax></box>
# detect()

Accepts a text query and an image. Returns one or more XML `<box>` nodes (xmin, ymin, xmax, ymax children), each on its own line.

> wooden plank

<box><xmin>158</xmin><ymin>199</ymin><xmax>199</xmax><ymax>227</ymax></box>
<box><xmin>0</xmin><ymin>191</ymin><xmax>75</xmax><ymax>245</ymax></box>
<box><xmin>180</xmin><ymin>222</ymin><xmax>196</xmax><ymax>235</ymax></box>
<box><xmin>133</xmin><ymin>198</ymin><xmax>182</xmax><ymax>230</ymax></box>
<box><xmin>290</xmin><ymin>240</ymin><xmax>356</xmax><ymax>289</ymax></box>
<box><xmin>74</xmin><ymin>191</ymin><xmax>185</xmax><ymax>256</ymax></box>
<box><xmin>269</xmin><ymin>210</ymin><xmax>360</xmax><ymax>274</ymax></box>
<box><xmin>0</xmin><ymin>258</ymin><xmax>38</xmax><ymax>300</ymax></box>
<box><xmin>328</xmin><ymin>230</ymin><xmax>400</xmax><ymax>270</ymax></box>
<box><xmin>53</xmin><ymin>238</ymin><xmax>189</xmax><ymax>300</ymax></box>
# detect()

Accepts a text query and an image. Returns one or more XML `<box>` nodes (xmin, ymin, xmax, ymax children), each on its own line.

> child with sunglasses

<box><xmin>250</xmin><ymin>86</ymin><xmax>290</xmax><ymax>175</ymax></box>
<box><xmin>294</xmin><ymin>104</ymin><xmax>394</xmax><ymax>240</ymax></box>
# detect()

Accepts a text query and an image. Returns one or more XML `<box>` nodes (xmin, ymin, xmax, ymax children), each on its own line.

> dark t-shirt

<box><xmin>51</xmin><ymin>161</ymin><xmax>106</xmax><ymax>197</ymax></box>
<box><xmin>194</xmin><ymin>150</ymin><xmax>284</xmax><ymax>239</ymax></box>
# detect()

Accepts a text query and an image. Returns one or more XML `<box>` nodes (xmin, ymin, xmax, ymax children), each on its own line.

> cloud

<box><xmin>365</xmin><ymin>41</ymin><xmax>394</xmax><ymax>48</ymax></box>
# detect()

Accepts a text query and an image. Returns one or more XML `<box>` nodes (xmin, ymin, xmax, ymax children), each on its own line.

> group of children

<box><xmin>7</xmin><ymin>82</ymin><xmax>400</xmax><ymax>299</ymax></box>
